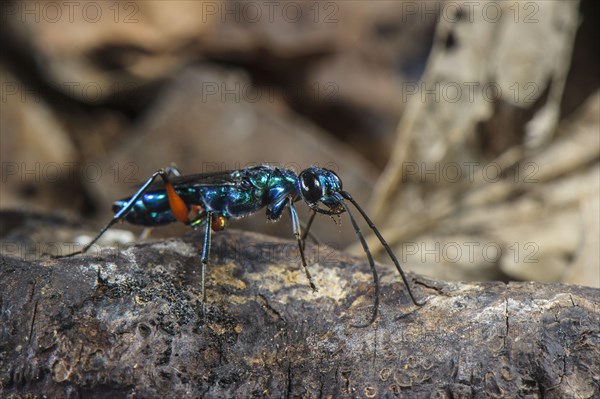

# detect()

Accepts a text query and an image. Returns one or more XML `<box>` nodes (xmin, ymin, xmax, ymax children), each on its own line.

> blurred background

<box><xmin>1</xmin><ymin>0</ymin><xmax>598</xmax><ymax>287</ymax></box>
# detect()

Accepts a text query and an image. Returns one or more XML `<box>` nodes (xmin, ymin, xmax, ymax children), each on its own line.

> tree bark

<box><xmin>1</xmin><ymin>230</ymin><xmax>598</xmax><ymax>398</ymax></box>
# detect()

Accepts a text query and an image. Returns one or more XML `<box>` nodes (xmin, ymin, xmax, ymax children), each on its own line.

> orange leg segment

<box><xmin>211</xmin><ymin>215</ymin><xmax>226</xmax><ymax>231</ymax></box>
<box><xmin>165</xmin><ymin>182</ymin><xmax>190</xmax><ymax>224</ymax></box>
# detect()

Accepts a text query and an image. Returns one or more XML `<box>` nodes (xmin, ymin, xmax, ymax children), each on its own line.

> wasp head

<box><xmin>297</xmin><ymin>167</ymin><xmax>345</xmax><ymax>215</ymax></box>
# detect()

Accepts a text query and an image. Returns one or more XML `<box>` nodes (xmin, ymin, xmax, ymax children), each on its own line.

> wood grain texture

<box><xmin>1</xmin><ymin>230</ymin><xmax>598</xmax><ymax>398</ymax></box>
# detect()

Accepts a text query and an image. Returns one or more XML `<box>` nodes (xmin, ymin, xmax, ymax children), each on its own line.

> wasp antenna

<box><xmin>339</xmin><ymin>200</ymin><xmax>380</xmax><ymax>327</ymax></box>
<box><xmin>340</xmin><ymin>191</ymin><xmax>424</xmax><ymax>307</ymax></box>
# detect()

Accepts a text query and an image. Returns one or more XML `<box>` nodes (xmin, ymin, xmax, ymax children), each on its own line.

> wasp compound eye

<box><xmin>300</xmin><ymin>171</ymin><xmax>323</xmax><ymax>203</ymax></box>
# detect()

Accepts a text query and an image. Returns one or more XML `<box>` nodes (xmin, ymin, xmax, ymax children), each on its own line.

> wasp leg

<box><xmin>299</xmin><ymin>209</ymin><xmax>321</xmax><ymax>251</ymax></box>
<box><xmin>138</xmin><ymin>227</ymin><xmax>154</xmax><ymax>241</ymax></box>
<box><xmin>56</xmin><ymin>169</ymin><xmax>175</xmax><ymax>258</ymax></box>
<box><xmin>200</xmin><ymin>211</ymin><xmax>214</xmax><ymax>321</ymax></box>
<box><xmin>165</xmin><ymin>163</ymin><xmax>182</xmax><ymax>177</ymax></box>
<box><xmin>289</xmin><ymin>199</ymin><xmax>317</xmax><ymax>292</ymax></box>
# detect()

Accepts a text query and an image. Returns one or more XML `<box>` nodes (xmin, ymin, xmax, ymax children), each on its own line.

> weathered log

<box><xmin>1</xmin><ymin>230</ymin><xmax>598</xmax><ymax>398</ymax></box>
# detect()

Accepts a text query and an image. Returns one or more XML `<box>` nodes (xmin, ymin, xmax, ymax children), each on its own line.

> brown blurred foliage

<box><xmin>1</xmin><ymin>0</ymin><xmax>598</xmax><ymax>286</ymax></box>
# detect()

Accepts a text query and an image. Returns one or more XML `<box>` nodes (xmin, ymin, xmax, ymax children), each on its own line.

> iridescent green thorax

<box><xmin>262</xmin><ymin>167</ymin><xmax>299</xmax><ymax>220</ymax></box>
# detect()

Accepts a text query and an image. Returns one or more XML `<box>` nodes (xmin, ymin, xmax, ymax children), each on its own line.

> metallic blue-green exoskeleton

<box><xmin>62</xmin><ymin>165</ymin><xmax>423</xmax><ymax>326</ymax></box>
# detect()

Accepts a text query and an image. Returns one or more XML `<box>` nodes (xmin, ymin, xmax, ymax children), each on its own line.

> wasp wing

<box><xmin>133</xmin><ymin>169</ymin><xmax>246</xmax><ymax>192</ymax></box>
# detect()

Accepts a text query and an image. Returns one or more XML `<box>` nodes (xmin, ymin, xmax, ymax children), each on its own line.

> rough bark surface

<box><xmin>1</xmin><ymin>230</ymin><xmax>598</xmax><ymax>398</ymax></box>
